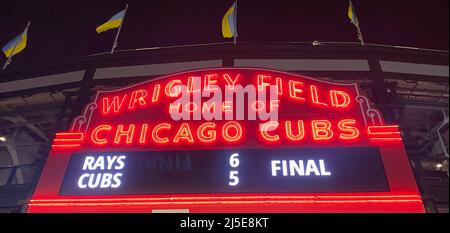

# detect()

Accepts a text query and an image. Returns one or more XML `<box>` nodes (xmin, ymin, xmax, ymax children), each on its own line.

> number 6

<box><xmin>229</xmin><ymin>153</ymin><xmax>239</xmax><ymax>167</ymax></box>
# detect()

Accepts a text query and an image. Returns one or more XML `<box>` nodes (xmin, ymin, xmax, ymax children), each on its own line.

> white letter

<box><xmin>111</xmin><ymin>173</ymin><xmax>122</xmax><ymax>188</ymax></box>
<box><xmin>115</xmin><ymin>156</ymin><xmax>126</xmax><ymax>170</ymax></box>
<box><xmin>100</xmin><ymin>173</ymin><xmax>113</xmax><ymax>188</ymax></box>
<box><xmin>88</xmin><ymin>173</ymin><xmax>101</xmax><ymax>188</ymax></box>
<box><xmin>271</xmin><ymin>160</ymin><xmax>281</xmax><ymax>176</ymax></box>
<box><xmin>82</xmin><ymin>156</ymin><xmax>95</xmax><ymax>170</ymax></box>
<box><xmin>319</xmin><ymin>160</ymin><xmax>331</xmax><ymax>176</ymax></box>
<box><xmin>106</xmin><ymin>156</ymin><xmax>118</xmax><ymax>170</ymax></box>
<box><xmin>305</xmin><ymin>160</ymin><xmax>320</xmax><ymax>176</ymax></box>
<box><xmin>289</xmin><ymin>160</ymin><xmax>304</xmax><ymax>176</ymax></box>
<box><xmin>282</xmin><ymin>160</ymin><xmax>288</xmax><ymax>176</ymax></box>
<box><xmin>77</xmin><ymin>173</ymin><xmax>90</xmax><ymax>188</ymax></box>
<box><xmin>93</xmin><ymin>156</ymin><xmax>105</xmax><ymax>170</ymax></box>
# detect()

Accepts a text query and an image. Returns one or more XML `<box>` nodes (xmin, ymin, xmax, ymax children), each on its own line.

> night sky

<box><xmin>1</xmin><ymin>0</ymin><xmax>448</xmax><ymax>68</ymax></box>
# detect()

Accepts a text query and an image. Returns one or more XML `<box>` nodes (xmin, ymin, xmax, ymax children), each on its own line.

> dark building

<box><xmin>0</xmin><ymin>42</ymin><xmax>448</xmax><ymax>212</ymax></box>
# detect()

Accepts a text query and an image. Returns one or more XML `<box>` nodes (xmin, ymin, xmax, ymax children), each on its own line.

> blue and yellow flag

<box><xmin>222</xmin><ymin>1</ymin><xmax>238</xmax><ymax>39</ymax></box>
<box><xmin>96</xmin><ymin>9</ymin><xmax>126</xmax><ymax>34</ymax></box>
<box><xmin>2</xmin><ymin>25</ymin><xmax>28</xmax><ymax>58</ymax></box>
<box><xmin>348</xmin><ymin>0</ymin><xmax>359</xmax><ymax>27</ymax></box>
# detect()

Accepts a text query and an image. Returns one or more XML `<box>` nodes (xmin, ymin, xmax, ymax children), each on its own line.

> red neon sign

<box><xmin>29</xmin><ymin>68</ymin><xmax>424</xmax><ymax>213</ymax></box>
<box><xmin>51</xmin><ymin>68</ymin><xmax>400</xmax><ymax>149</ymax></box>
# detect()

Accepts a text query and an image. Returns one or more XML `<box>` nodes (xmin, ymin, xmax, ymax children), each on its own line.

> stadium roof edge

<box><xmin>0</xmin><ymin>41</ymin><xmax>448</xmax><ymax>80</ymax></box>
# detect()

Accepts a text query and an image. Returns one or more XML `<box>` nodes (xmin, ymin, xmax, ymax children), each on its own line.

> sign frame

<box><xmin>27</xmin><ymin>68</ymin><xmax>425</xmax><ymax>213</ymax></box>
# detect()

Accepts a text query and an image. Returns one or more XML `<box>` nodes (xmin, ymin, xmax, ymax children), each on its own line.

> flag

<box><xmin>2</xmin><ymin>26</ymin><xmax>28</xmax><ymax>58</ymax></box>
<box><xmin>347</xmin><ymin>0</ymin><xmax>365</xmax><ymax>45</ymax></box>
<box><xmin>222</xmin><ymin>1</ymin><xmax>238</xmax><ymax>39</ymax></box>
<box><xmin>96</xmin><ymin>9</ymin><xmax>126</xmax><ymax>34</ymax></box>
<box><xmin>348</xmin><ymin>0</ymin><xmax>359</xmax><ymax>27</ymax></box>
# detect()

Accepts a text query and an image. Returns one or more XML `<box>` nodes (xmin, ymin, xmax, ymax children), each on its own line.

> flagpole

<box><xmin>3</xmin><ymin>21</ymin><xmax>30</xmax><ymax>70</ymax></box>
<box><xmin>233</xmin><ymin>0</ymin><xmax>238</xmax><ymax>45</ymax></box>
<box><xmin>350</xmin><ymin>0</ymin><xmax>365</xmax><ymax>46</ymax></box>
<box><xmin>356</xmin><ymin>24</ymin><xmax>365</xmax><ymax>46</ymax></box>
<box><xmin>111</xmin><ymin>4</ymin><xmax>128</xmax><ymax>54</ymax></box>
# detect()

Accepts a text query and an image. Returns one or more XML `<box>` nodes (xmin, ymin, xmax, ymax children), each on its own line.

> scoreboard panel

<box><xmin>60</xmin><ymin>147</ymin><xmax>388</xmax><ymax>195</ymax></box>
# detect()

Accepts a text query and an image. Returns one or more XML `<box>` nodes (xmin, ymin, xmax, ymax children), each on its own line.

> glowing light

<box><xmin>367</xmin><ymin>125</ymin><xmax>402</xmax><ymax>142</ymax></box>
<box><xmin>173</xmin><ymin>123</ymin><xmax>194</xmax><ymax>144</ymax></box>
<box><xmin>222</xmin><ymin>121</ymin><xmax>243</xmax><ymax>143</ymax></box>
<box><xmin>204</xmin><ymin>74</ymin><xmax>218</xmax><ymax>91</ymax></box>
<box><xmin>260</xmin><ymin>121</ymin><xmax>280</xmax><ymax>142</ymax></box>
<box><xmin>276</xmin><ymin>78</ymin><xmax>283</xmax><ymax>95</ymax></box>
<box><xmin>311</xmin><ymin>120</ymin><xmax>334</xmax><ymax>141</ymax></box>
<box><xmin>202</xmin><ymin>101</ymin><xmax>216</xmax><ymax>114</ymax></box>
<box><xmin>169</xmin><ymin>103</ymin><xmax>182</xmax><ymax>115</ymax></box>
<box><xmin>38</xmin><ymin>69</ymin><xmax>423</xmax><ymax>214</ymax></box>
<box><xmin>310</xmin><ymin>85</ymin><xmax>328</xmax><ymax>107</ymax></box>
<box><xmin>152</xmin><ymin>84</ymin><xmax>161</xmax><ymax>103</ymax></box>
<box><xmin>338</xmin><ymin>119</ymin><xmax>360</xmax><ymax>140</ymax></box>
<box><xmin>222</xmin><ymin>101</ymin><xmax>233</xmax><ymax>113</ymax></box>
<box><xmin>330</xmin><ymin>90</ymin><xmax>350</xmax><ymax>108</ymax></box>
<box><xmin>128</xmin><ymin>89</ymin><xmax>148</xmax><ymax>110</ymax></box>
<box><xmin>28</xmin><ymin>192</ymin><xmax>424</xmax><ymax>212</ymax></box>
<box><xmin>257</xmin><ymin>75</ymin><xmax>271</xmax><ymax>91</ymax></box>
<box><xmin>114</xmin><ymin>124</ymin><xmax>135</xmax><ymax>145</ymax></box>
<box><xmin>164</xmin><ymin>79</ymin><xmax>182</xmax><ymax>97</ymax></box>
<box><xmin>91</xmin><ymin>125</ymin><xmax>112</xmax><ymax>145</ymax></box>
<box><xmin>223</xmin><ymin>73</ymin><xmax>240</xmax><ymax>90</ymax></box>
<box><xmin>197</xmin><ymin>122</ymin><xmax>217</xmax><ymax>143</ymax></box>
<box><xmin>289</xmin><ymin>80</ymin><xmax>305</xmax><ymax>102</ymax></box>
<box><xmin>285</xmin><ymin>120</ymin><xmax>305</xmax><ymax>141</ymax></box>
<box><xmin>270</xmin><ymin>100</ymin><xmax>280</xmax><ymax>112</ymax></box>
<box><xmin>185</xmin><ymin>102</ymin><xmax>198</xmax><ymax>113</ymax></box>
<box><xmin>139</xmin><ymin>124</ymin><xmax>148</xmax><ymax>144</ymax></box>
<box><xmin>102</xmin><ymin>95</ymin><xmax>127</xmax><ymax>114</ymax></box>
<box><xmin>251</xmin><ymin>100</ymin><xmax>265</xmax><ymax>112</ymax></box>
<box><xmin>152</xmin><ymin>123</ymin><xmax>171</xmax><ymax>144</ymax></box>
<box><xmin>186</xmin><ymin>76</ymin><xmax>201</xmax><ymax>93</ymax></box>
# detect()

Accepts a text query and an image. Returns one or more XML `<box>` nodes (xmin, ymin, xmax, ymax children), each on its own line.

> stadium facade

<box><xmin>0</xmin><ymin>42</ymin><xmax>448</xmax><ymax>212</ymax></box>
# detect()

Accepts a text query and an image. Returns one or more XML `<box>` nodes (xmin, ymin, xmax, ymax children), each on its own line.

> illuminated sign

<box><xmin>50</xmin><ymin>69</ymin><xmax>401</xmax><ymax>149</ymax></box>
<box><xmin>28</xmin><ymin>68</ymin><xmax>424</xmax><ymax>213</ymax></box>
<box><xmin>60</xmin><ymin>147</ymin><xmax>388</xmax><ymax>195</ymax></box>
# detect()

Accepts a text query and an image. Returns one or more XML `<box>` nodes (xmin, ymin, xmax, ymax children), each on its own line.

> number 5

<box><xmin>229</xmin><ymin>171</ymin><xmax>239</xmax><ymax>186</ymax></box>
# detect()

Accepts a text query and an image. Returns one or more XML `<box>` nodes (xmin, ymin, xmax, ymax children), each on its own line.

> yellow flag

<box><xmin>96</xmin><ymin>9</ymin><xmax>126</xmax><ymax>34</ymax></box>
<box><xmin>2</xmin><ymin>27</ymin><xmax>28</xmax><ymax>58</ymax></box>
<box><xmin>348</xmin><ymin>0</ymin><xmax>359</xmax><ymax>27</ymax></box>
<box><xmin>222</xmin><ymin>1</ymin><xmax>237</xmax><ymax>38</ymax></box>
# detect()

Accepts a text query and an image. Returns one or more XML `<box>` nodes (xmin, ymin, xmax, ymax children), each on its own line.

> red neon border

<box><xmin>28</xmin><ymin>68</ymin><xmax>425</xmax><ymax>213</ymax></box>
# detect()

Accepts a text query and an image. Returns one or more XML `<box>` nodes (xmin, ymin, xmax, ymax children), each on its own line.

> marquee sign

<box><xmin>28</xmin><ymin>68</ymin><xmax>425</xmax><ymax>213</ymax></box>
